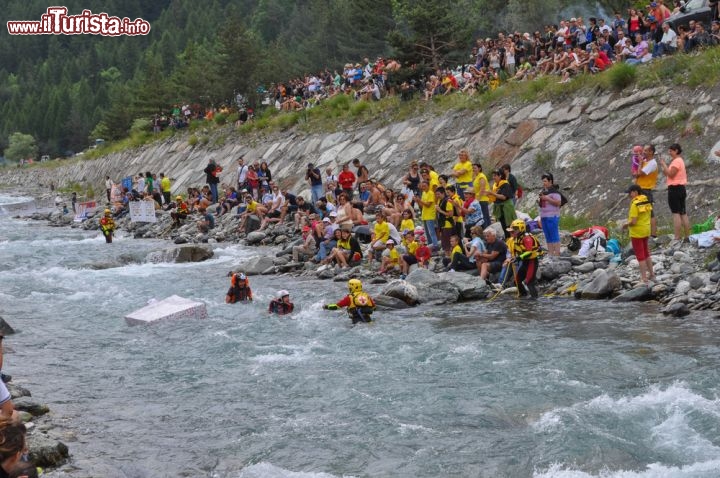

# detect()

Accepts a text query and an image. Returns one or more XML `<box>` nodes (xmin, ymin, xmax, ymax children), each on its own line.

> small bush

<box><xmin>606</xmin><ymin>63</ymin><xmax>638</xmax><ymax>91</ymax></box>
<box><xmin>188</xmin><ymin>134</ymin><xmax>198</xmax><ymax>146</ymax></box>
<box><xmin>535</xmin><ymin>151</ymin><xmax>554</xmax><ymax>170</ymax></box>
<box><xmin>214</xmin><ymin>113</ymin><xmax>227</xmax><ymax>125</ymax></box>
<box><xmin>349</xmin><ymin>100</ymin><xmax>371</xmax><ymax>117</ymax></box>
<box><xmin>653</xmin><ymin>117</ymin><xmax>675</xmax><ymax>129</ymax></box>
<box><xmin>325</xmin><ymin>93</ymin><xmax>352</xmax><ymax>112</ymax></box>
<box><xmin>272</xmin><ymin>111</ymin><xmax>300</xmax><ymax>129</ymax></box>
<box><xmin>200</xmin><ymin>135</ymin><xmax>210</xmax><ymax>144</ymax></box>
<box><xmin>130</xmin><ymin>118</ymin><xmax>151</xmax><ymax>135</ymax></box>
<box><xmin>688</xmin><ymin>150</ymin><xmax>705</xmax><ymax>168</ymax></box>
<box><xmin>226</xmin><ymin>113</ymin><xmax>239</xmax><ymax>124</ymax></box>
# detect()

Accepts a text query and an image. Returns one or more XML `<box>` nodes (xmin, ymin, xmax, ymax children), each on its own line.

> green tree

<box><xmin>5</xmin><ymin>132</ymin><xmax>38</xmax><ymax>161</ymax></box>
<box><xmin>388</xmin><ymin>0</ymin><xmax>474</xmax><ymax>70</ymax></box>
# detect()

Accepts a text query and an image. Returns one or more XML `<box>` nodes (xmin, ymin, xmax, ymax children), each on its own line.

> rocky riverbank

<box><xmin>31</xmin><ymin>201</ymin><xmax>720</xmax><ymax>318</ymax></box>
<box><xmin>0</xmin><ymin>318</ymin><xmax>70</xmax><ymax>471</ymax></box>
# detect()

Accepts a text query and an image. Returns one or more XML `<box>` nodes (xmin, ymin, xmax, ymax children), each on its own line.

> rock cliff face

<box><xmin>3</xmin><ymin>84</ymin><xmax>720</xmax><ymax>220</ymax></box>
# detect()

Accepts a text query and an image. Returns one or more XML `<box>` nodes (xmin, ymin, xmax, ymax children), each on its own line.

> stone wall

<box><xmin>3</xmin><ymin>83</ymin><xmax>720</xmax><ymax>221</ymax></box>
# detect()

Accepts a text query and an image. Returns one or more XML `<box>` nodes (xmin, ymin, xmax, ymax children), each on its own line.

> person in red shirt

<box><xmin>338</xmin><ymin>163</ymin><xmax>357</xmax><ymax>201</ymax></box>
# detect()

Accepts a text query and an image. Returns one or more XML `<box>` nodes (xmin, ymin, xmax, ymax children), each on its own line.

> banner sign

<box><xmin>129</xmin><ymin>200</ymin><xmax>157</xmax><ymax>223</ymax></box>
<box><xmin>74</xmin><ymin>201</ymin><xmax>97</xmax><ymax>222</ymax></box>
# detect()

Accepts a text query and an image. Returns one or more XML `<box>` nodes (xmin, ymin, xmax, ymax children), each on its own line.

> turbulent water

<box><xmin>1</xmin><ymin>195</ymin><xmax>720</xmax><ymax>478</ymax></box>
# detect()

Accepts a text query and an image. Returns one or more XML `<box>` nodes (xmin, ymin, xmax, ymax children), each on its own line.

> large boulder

<box><xmin>245</xmin><ymin>231</ymin><xmax>267</xmax><ymax>245</ymax></box>
<box><xmin>374</xmin><ymin>294</ymin><xmax>413</xmax><ymax>309</ymax></box>
<box><xmin>236</xmin><ymin>256</ymin><xmax>276</xmax><ymax>276</ymax></box>
<box><xmin>613</xmin><ymin>285</ymin><xmax>654</xmax><ymax>302</ymax></box>
<box><xmin>28</xmin><ymin>433</ymin><xmax>69</xmax><ymax>468</ymax></box>
<box><xmin>437</xmin><ymin>271</ymin><xmax>489</xmax><ymax>300</ymax></box>
<box><xmin>662</xmin><ymin>302</ymin><xmax>690</xmax><ymax>317</ymax></box>
<box><xmin>405</xmin><ymin>268</ymin><xmax>460</xmax><ymax>304</ymax></box>
<box><xmin>539</xmin><ymin>259</ymin><xmax>572</xmax><ymax>280</ymax></box>
<box><xmin>146</xmin><ymin>245</ymin><xmax>213</xmax><ymax>263</ymax></box>
<box><xmin>579</xmin><ymin>269</ymin><xmax>621</xmax><ymax>299</ymax></box>
<box><xmin>381</xmin><ymin>280</ymin><xmax>419</xmax><ymax>305</ymax></box>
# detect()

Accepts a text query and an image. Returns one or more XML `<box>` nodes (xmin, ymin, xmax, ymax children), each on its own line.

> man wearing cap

<box><xmin>622</xmin><ymin>185</ymin><xmax>655</xmax><ymax>285</ymax></box>
<box><xmin>379</xmin><ymin>239</ymin><xmax>400</xmax><ymax>273</ymax></box>
<box><xmin>305</xmin><ymin>163</ymin><xmax>323</xmax><ymax>206</ymax></box>
<box><xmin>268</xmin><ymin>290</ymin><xmax>294</xmax><ymax>315</ymax></box>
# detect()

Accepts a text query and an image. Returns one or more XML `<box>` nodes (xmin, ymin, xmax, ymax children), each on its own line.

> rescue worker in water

<box><xmin>268</xmin><ymin>290</ymin><xmax>294</xmax><ymax>315</ymax></box>
<box><xmin>323</xmin><ymin>279</ymin><xmax>376</xmax><ymax>324</ymax></box>
<box><xmin>505</xmin><ymin>218</ymin><xmax>541</xmax><ymax>298</ymax></box>
<box><xmin>225</xmin><ymin>271</ymin><xmax>253</xmax><ymax>303</ymax></box>
<box><xmin>99</xmin><ymin>208</ymin><xmax>115</xmax><ymax>243</ymax></box>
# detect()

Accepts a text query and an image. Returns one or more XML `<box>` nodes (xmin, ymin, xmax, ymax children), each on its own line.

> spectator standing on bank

<box><xmin>203</xmin><ymin>159</ymin><xmax>221</xmax><ymax>203</ymax></box>
<box><xmin>306</xmin><ymin>163</ymin><xmax>323</xmax><ymax>205</ymax></box>
<box><xmin>660</xmin><ymin>143</ymin><xmax>690</xmax><ymax>244</ymax></box>
<box><xmin>160</xmin><ymin>173</ymin><xmax>172</xmax><ymax>206</ymax></box>
<box><xmin>105</xmin><ymin>176</ymin><xmax>113</xmax><ymax>202</ymax></box>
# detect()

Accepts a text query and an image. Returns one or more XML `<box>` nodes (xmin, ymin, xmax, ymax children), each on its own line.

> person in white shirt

<box><xmin>654</xmin><ymin>22</ymin><xmax>678</xmax><ymax>57</ymax></box>
<box><xmin>236</xmin><ymin>157</ymin><xmax>248</xmax><ymax>190</ymax></box>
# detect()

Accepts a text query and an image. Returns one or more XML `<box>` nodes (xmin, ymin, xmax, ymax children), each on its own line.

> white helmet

<box><xmin>278</xmin><ymin>290</ymin><xmax>289</xmax><ymax>298</ymax></box>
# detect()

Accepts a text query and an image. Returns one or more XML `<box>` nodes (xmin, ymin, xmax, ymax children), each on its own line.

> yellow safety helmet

<box><xmin>176</xmin><ymin>195</ymin><xmax>183</xmax><ymax>201</ymax></box>
<box><xmin>104</xmin><ymin>209</ymin><xmax>111</xmax><ymax>215</ymax></box>
<box><xmin>348</xmin><ymin>279</ymin><xmax>363</xmax><ymax>294</ymax></box>
<box><xmin>509</xmin><ymin>219</ymin><xmax>526</xmax><ymax>233</ymax></box>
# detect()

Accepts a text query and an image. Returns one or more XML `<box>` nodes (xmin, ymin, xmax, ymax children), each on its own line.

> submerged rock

<box><xmin>613</xmin><ymin>286</ymin><xmax>654</xmax><ymax>302</ymax></box>
<box><xmin>146</xmin><ymin>245</ymin><xmax>213</xmax><ymax>263</ymax></box>
<box><xmin>27</xmin><ymin>433</ymin><xmax>70</xmax><ymax>468</ymax></box>
<box><xmin>0</xmin><ymin>317</ymin><xmax>16</xmax><ymax>336</ymax></box>
<box><xmin>662</xmin><ymin>302</ymin><xmax>690</xmax><ymax>317</ymax></box>
<box><xmin>381</xmin><ymin>280</ymin><xmax>419</xmax><ymax>305</ymax></box>
<box><xmin>374</xmin><ymin>294</ymin><xmax>412</xmax><ymax>309</ymax></box>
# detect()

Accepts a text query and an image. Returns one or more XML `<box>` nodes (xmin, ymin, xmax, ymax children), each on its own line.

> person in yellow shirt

<box><xmin>420</xmin><ymin>165</ymin><xmax>440</xmax><ymax>191</ymax></box>
<box><xmin>399</xmin><ymin>209</ymin><xmax>415</xmax><ymax>234</ymax></box>
<box><xmin>451</xmin><ymin>149</ymin><xmax>474</xmax><ymax>195</ymax></box>
<box><xmin>447</xmin><ymin>185</ymin><xmax>464</xmax><ymax>238</ymax></box>
<box><xmin>632</xmin><ymin>144</ymin><xmax>659</xmax><ymax>238</ymax></box>
<box><xmin>622</xmin><ymin>184</ymin><xmax>655</xmax><ymax>285</ymax></box>
<box><xmin>369</xmin><ymin>211</ymin><xmax>390</xmax><ymax>262</ymax></box>
<box><xmin>472</xmin><ymin>163</ymin><xmax>491</xmax><ymax>228</ymax></box>
<box><xmin>414</xmin><ymin>181</ymin><xmax>439</xmax><ymax>250</ymax></box>
<box><xmin>402</xmin><ymin>229</ymin><xmax>419</xmax><ymax>255</ymax></box>
<box><xmin>379</xmin><ymin>239</ymin><xmax>400</xmax><ymax>273</ymax></box>
<box><xmin>159</xmin><ymin>173</ymin><xmax>172</xmax><ymax>207</ymax></box>
<box><xmin>434</xmin><ymin>186</ymin><xmax>455</xmax><ymax>255</ymax></box>
<box><xmin>238</xmin><ymin>193</ymin><xmax>267</xmax><ymax>233</ymax></box>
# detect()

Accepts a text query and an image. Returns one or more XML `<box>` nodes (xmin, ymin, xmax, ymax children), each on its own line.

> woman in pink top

<box><xmin>659</xmin><ymin>143</ymin><xmax>689</xmax><ymax>242</ymax></box>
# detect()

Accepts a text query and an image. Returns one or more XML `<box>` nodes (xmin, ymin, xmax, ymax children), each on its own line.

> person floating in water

<box><xmin>225</xmin><ymin>272</ymin><xmax>252</xmax><ymax>303</ymax></box>
<box><xmin>323</xmin><ymin>279</ymin><xmax>376</xmax><ymax>324</ymax></box>
<box><xmin>99</xmin><ymin>209</ymin><xmax>115</xmax><ymax>244</ymax></box>
<box><xmin>268</xmin><ymin>290</ymin><xmax>294</xmax><ymax>315</ymax></box>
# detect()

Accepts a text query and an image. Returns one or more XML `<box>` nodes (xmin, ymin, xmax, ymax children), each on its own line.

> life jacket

<box><xmin>571</xmin><ymin>226</ymin><xmax>609</xmax><ymax>240</ymax></box>
<box><xmin>269</xmin><ymin>299</ymin><xmax>294</xmax><ymax>315</ymax></box>
<box><xmin>513</xmin><ymin>232</ymin><xmax>540</xmax><ymax>260</ymax></box>
<box><xmin>177</xmin><ymin>202</ymin><xmax>189</xmax><ymax>214</ymax></box>
<box><xmin>349</xmin><ymin>291</ymin><xmax>375</xmax><ymax>323</ymax></box>
<box><xmin>100</xmin><ymin>216</ymin><xmax>115</xmax><ymax>233</ymax></box>
<box><xmin>489</xmin><ymin>179</ymin><xmax>508</xmax><ymax>204</ymax></box>
<box><xmin>226</xmin><ymin>275</ymin><xmax>252</xmax><ymax>303</ymax></box>
<box><xmin>632</xmin><ymin>194</ymin><xmax>652</xmax><ymax>214</ymax></box>
<box><xmin>438</xmin><ymin>197</ymin><xmax>455</xmax><ymax>228</ymax></box>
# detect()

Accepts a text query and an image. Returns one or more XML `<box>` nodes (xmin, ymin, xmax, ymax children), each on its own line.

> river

<box><xmin>1</xmin><ymin>196</ymin><xmax>719</xmax><ymax>478</ymax></box>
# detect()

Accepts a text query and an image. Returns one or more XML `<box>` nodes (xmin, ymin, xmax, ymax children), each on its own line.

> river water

<box><xmin>1</xmin><ymin>195</ymin><xmax>719</xmax><ymax>478</ymax></box>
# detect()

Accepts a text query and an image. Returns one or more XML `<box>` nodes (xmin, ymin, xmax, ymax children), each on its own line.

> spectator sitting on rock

<box><xmin>197</xmin><ymin>207</ymin><xmax>214</xmax><ymax>233</ymax></box>
<box><xmin>238</xmin><ymin>193</ymin><xmax>266</xmax><ymax>234</ymax></box>
<box><xmin>478</xmin><ymin>228</ymin><xmax>508</xmax><ymax>282</ymax></box>
<box><xmin>258</xmin><ymin>185</ymin><xmax>286</xmax><ymax>230</ymax></box>
<box><xmin>292</xmin><ymin>226</ymin><xmax>317</xmax><ymax>262</ymax></box>
<box><xmin>293</xmin><ymin>195</ymin><xmax>314</xmax><ymax>230</ymax></box>
<box><xmin>326</xmin><ymin>228</ymin><xmax>363</xmax><ymax>268</ymax></box>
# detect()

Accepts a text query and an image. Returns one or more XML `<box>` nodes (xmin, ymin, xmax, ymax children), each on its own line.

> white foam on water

<box><xmin>533</xmin><ymin>382</ymin><xmax>720</xmax><ymax>433</ymax></box>
<box><xmin>534</xmin><ymin>459</ymin><xmax>720</xmax><ymax>478</ymax></box>
<box><xmin>235</xmin><ymin>462</ymin><xmax>348</xmax><ymax>478</ymax></box>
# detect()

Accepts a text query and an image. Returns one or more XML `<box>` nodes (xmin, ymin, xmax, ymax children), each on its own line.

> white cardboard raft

<box><xmin>124</xmin><ymin>295</ymin><xmax>207</xmax><ymax>326</ymax></box>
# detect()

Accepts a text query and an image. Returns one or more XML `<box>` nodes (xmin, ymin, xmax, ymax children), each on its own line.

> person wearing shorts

<box><xmin>659</xmin><ymin>143</ymin><xmax>690</xmax><ymax>242</ymax></box>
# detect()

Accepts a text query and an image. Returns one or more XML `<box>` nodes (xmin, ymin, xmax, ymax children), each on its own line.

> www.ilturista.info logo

<box><xmin>7</xmin><ymin>7</ymin><xmax>151</xmax><ymax>36</ymax></box>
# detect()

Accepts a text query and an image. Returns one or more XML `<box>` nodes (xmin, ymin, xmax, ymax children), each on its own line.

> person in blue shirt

<box><xmin>197</xmin><ymin>207</ymin><xmax>215</xmax><ymax>233</ymax></box>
